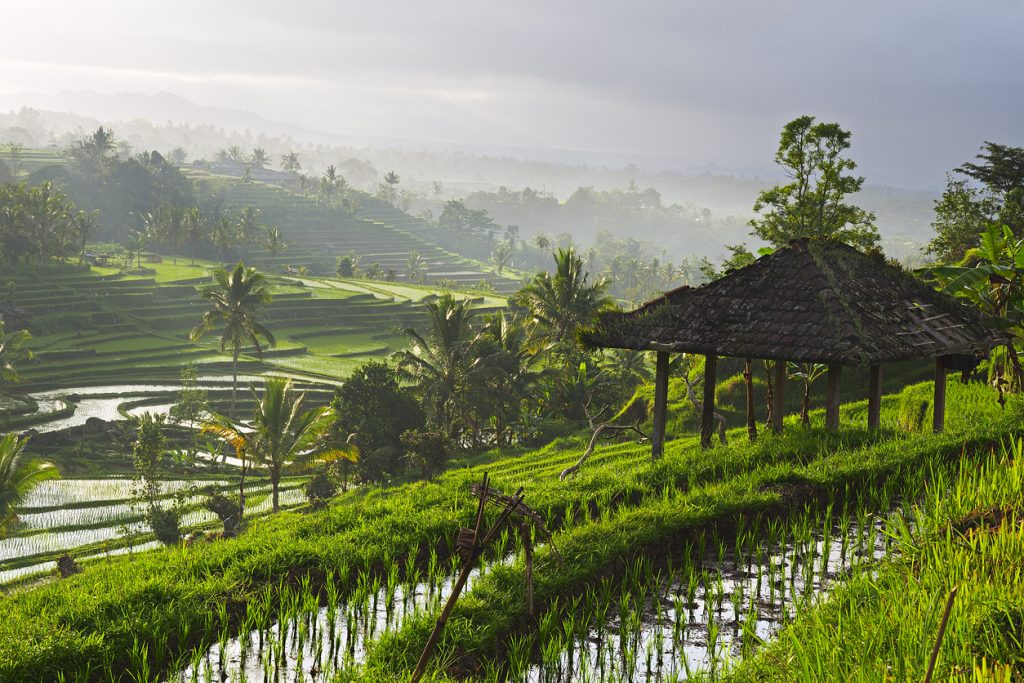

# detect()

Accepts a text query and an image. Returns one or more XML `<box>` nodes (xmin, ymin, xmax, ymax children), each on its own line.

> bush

<box><xmin>202</xmin><ymin>491</ymin><xmax>241</xmax><ymax>537</ymax></box>
<box><xmin>401</xmin><ymin>428</ymin><xmax>449</xmax><ymax>480</ymax></box>
<box><xmin>304</xmin><ymin>473</ymin><xmax>337</xmax><ymax>510</ymax></box>
<box><xmin>146</xmin><ymin>506</ymin><xmax>181</xmax><ymax>546</ymax></box>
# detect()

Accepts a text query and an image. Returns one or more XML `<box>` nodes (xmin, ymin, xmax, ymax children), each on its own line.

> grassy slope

<box><xmin>725</xmin><ymin>439</ymin><xmax>1024</xmax><ymax>683</ymax></box>
<box><xmin>1</xmin><ymin>259</ymin><xmax>503</xmax><ymax>394</ymax></box>
<box><xmin>0</xmin><ymin>381</ymin><xmax>1014</xmax><ymax>681</ymax></box>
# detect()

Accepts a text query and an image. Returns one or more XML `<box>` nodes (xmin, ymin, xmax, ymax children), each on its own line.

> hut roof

<box><xmin>583</xmin><ymin>239</ymin><xmax>1003</xmax><ymax>365</ymax></box>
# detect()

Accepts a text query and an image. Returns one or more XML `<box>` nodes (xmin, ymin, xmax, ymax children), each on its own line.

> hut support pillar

<box><xmin>744</xmin><ymin>358</ymin><xmax>757</xmax><ymax>442</ymax></box>
<box><xmin>825</xmin><ymin>364</ymin><xmax>842</xmax><ymax>431</ymax></box>
<box><xmin>651</xmin><ymin>351</ymin><xmax>669</xmax><ymax>459</ymax></box>
<box><xmin>933</xmin><ymin>357</ymin><xmax>947</xmax><ymax>433</ymax></box>
<box><xmin>701</xmin><ymin>354</ymin><xmax>718</xmax><ymax>449</ymax></box>
<box><xmin>772</xmin><ymin>360</ymin><xmax>787</xmax><ymax>433</ymax></box>
<box><xmin>868</xmin><ymin>364</ymin><xmax>883</xmax><ymax>430</ymax></box>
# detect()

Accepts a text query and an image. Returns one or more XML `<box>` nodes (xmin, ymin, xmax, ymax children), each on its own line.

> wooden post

<box><xmin>744</xmin><ymin>358</ymin><xmax>757</xmax><ymax>442</ymax></box>
<box><xmin>825</xmin><ymin>364</ymin><xmax>842</xmax><ymax>431</ymax></box>
<box><xmin>867</xmin><ymin>364</ymin><xmax>883</xmax><ymax>430</ymax></box>
<box><xmin>933</xmin><ymin>357</ymin><xmax>947</xmax><ymax>433</ymax></box>
<box><xmin>521</xmin><ymin>522</ymin><xmax>534</xmax><ymax>621</ymax></box>
<box><xmin>700</xmin><ymin>354</ymin><xmax>717</xmax><ymax>449</ymax></box>
<box><xmin>651</xmin><ymin>351</ymin><xmax>670</xmax><ymax>459</ymax></box>
<box><xmin>772</xmin><ymin>360</ymin><xmax>787</xmax><ymax>433</ymax></box>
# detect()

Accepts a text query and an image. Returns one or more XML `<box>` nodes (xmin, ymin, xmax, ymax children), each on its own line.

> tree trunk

<box><xmin>801</xmin><ymin>382</ymin><xmax>811</xmax><ymax>425</ymax></box>
<box><xmin>764</xmin><ymin>361</ymin><xmax>774</xmax><ymax>427</ymax></box>
<box><xmin>744</xmin><ymin>359</ymin><xmax>757</xmax><ymax>442</ymax></box>
<box><xmin>272</xmin><ymin>469</ymin><xmax>280</xmax><ymax>513</ymax></box>
<box><xmin>239</xmin><ymin>459</ymin><xmax>246</xmax><ymax>520</ymax></box>
<box><xmin>231</xmin><ymin>348</ymin><xmax>239</xmax><ymax>419</ymax></box>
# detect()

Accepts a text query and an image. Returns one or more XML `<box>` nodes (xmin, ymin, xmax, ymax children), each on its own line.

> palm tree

<box><xmin>237</xmin><ymin>207</ymin><xmax>262</xmax><ymax>260</ymax></box>
<box><xmin>72</xmin><ymin>210</ymin><xmax>97</xmax><ymax>265</ymax></box>
<box><xmin>515</xmin><ymin>247</ymin><xmax>614</xmax><ymax>351</ymax></box>
<box><xmin>189</xmin><ymin>262</ymin><xmax>276</xmax><ymax>417</ymax></box>
<box><xmin>248</xmin><ymin>378</ymin><xmax>348</xmax><ymax>511</ymax></box>
<box><xmin>124</xmin><ymin>229</ymin><xmax>146</xmax><ymax>269</ymax></box>
<box><xmin>0</xmin><ymin>322</ymin><xmax>33</xmax><ymax>387</ymax></box>
<box><xmin>260</xmin><ymin>226</ymin><xmax>288</xmax><ymax>258</ymax></box>
<box><xmin>211</xmin><ymin>217</ymin><xmax>237</xmax><ymax>263</ymax></box>
<box><xmin>491</xmin><ymin>240</ymin><xmax>514</xmax><ymax>276</ymax></box>
<box><xmin>184</xmin><ymin>207</ymin><xmax>207</xmax><ymax>265</ymax></box>
<box><xmin>787</xmin><ymin>362</ymin><xmax>828</xmax><ymax>425</ymax></box>
<box><xmin>0</xmin><ymin>433</ymin><xmax>58</xmax><ymax>537</ymax></box>
<box><xmin>476</xmin><ymin>312</ymin><xmax>545</xmax><ymax>445</ymax></box>
<box><xmin>396</xmin><ymin>294</ymin><xmax>483</xmax><ymax>440</ymax></box>
<box><xmin>203</xmin><ymin>378</ymin><xmax>353</xmax><ymax>513</ymax></box>
<box><xmin>407</xmin><ymin>251</ymin><xmax>425</xmax><ymax>283</ymax></box>
<box><xmin>250</xmin><ymin>148</ymin><xmax>270</xmax><ymax>169</ymax></box>
<box><xmin>280</xmin><ymin>151</ymin><xmax>301</xmax><ymax>173</ymax></box>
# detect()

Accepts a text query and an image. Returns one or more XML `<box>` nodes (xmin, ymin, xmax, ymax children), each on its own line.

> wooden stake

<box><xmin>868</xmin><ymin>364</ymin><xmax>883</xmax><ymax>430</ymax></box>
<box><xmin>651</xmin><ymin>350</ymin><xmax>669</xmax><ymax>459</ymax></box>
<box><xmin>410</xmin><ymin>474</ymin><xmax>494</xmax><ymax>683</ymax></box>
<box><xmin>521</xmin><ymin>522</ymin><xmax>534</xmax><ymax>621</ymax></box>
<box><xmin>744</xmin><ymin>359</ymin><xmax>757</xmax><ymax>442</ymax></box>
<box><xmin>700</xmin><ymin>354</ymin><xmax>717</xmax><ymax>449</ymax></box>
<box><xmin>825</xmin><ymin>364</ymin><xmax>841</xmax><ymax>431</ymax></box>
<box><xmin>772</xmin><ymin>360</ymin><xmax>787</xmax><ymax>433</ymax></box>
<box><xmin>923</xmin><ymin>586</ymin><xmax>958</xmax><ymax>683</ymax></box>
<box><xmin>933</xmin><ymin>357</ymin><xmax>947</xmax><ymax>434</ymax></box>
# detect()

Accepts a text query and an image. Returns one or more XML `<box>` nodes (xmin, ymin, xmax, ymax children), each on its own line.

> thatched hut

<box><xmin>584</xmin><ymin>239</ymin><xmax>1002</xmax><ymax>452</ymax></box>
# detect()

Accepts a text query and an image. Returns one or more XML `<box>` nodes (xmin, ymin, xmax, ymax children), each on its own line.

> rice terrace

<box><xmin>1</xmin><ymin>3</ymin><xmax>1023</xmax><ymax>682</ymax></box>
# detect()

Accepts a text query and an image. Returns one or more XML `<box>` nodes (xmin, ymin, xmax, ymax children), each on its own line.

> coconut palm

<box><xmin>396</xmin><ymin>294</ymin><xmax>484</xmax><ymax>439</ymax></box>
<box><xmin>184</xmin><ymin>207</ymin><xmax>207</xmax><ymax>265</ymax></box>
<box><xmin>189</xmin><ymin>262</ymin><xmax>275</xmax><ymax>418</ymax></box>
<box><xmin>407</xmin><ymin>251</ymin><xmax>425</xmax><ymax>283</ymax></box>
<box><xmin>250</xmin><ymin>148</ymin><xmax>270</xmax><ymax>169</ymax></box>
<box><xmin>280</xmin><ymin>151</ymin><xmax>301</xmax><ymax>173</ymax></box>
<box><xmin>515</xmin><ymin>247</ymin><xmax>614</xmax><ymax>351</ymax></box>
<box><xmin>237</xmin><ymin>206</ymin><xmax>262</xmax><ymax>259</ymax></box>
<box><xmin>204</xmin><ymin>378</ymin><xmax>353</xmax><ymax>512</ymax></box>
<box><xmin>260</xmin><ymin>226</ymin><xmax>288</xmax><ymax>258</ymax></box>
<box><xmin>0</xmin><ymin>433</ymin><xmax>58</xmax><ymax>537</ymax></box>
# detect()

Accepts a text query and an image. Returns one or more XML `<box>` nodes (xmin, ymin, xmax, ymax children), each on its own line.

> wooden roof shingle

<box><xmin>583</xmin><ymin>239</ymin><xmax>1002</xmax><ymax>365</ymax></box>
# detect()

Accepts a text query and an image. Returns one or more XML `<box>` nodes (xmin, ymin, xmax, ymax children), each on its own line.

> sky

<box><xmin>1</xmin><ymin>0</ymin><xmax>1022</xmax><ymax>188</ymax></box>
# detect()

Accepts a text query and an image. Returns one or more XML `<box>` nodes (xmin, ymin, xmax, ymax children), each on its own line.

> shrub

<box><xmin>401</xmin><ymin>428</ymin><xmax>449</xmax><ymax>480</ymax></box>
<box><xmin>146</xmin><ymin>506</ymin><xmax>181</xmax><ymax>546</ymax></box>
<box><xmin>202</xmin><ymin>491</ymin><xmax>241</xmax><ymax>537</ymax></box>
<box><xmin>304</xmin><ymin>473</ymin><xmax>337</xmax><ymax>510</ymax></box>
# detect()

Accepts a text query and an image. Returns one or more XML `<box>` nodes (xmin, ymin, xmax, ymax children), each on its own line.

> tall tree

<box><xmin>396</xmin><ymin>294</ymin><xmax>484</xmax><ymax>440</ymax></box>
<box><xmin>247</xmin><ymin>377</ymin><xmax>347</xmax><ymax>512</ymax></box>
<box><xmin>0</xmin><ymin>433</ymin><xmax>58</xmax><ymax>537</ymax></box>
<box><xmin>750</xmin><ymin>115</ymin><xmax>878</xmax><ymax>250</ymax></box>
<box><xmin>514</xmin><ymin>247</ymin><xmax>614</xmax><ymax>351</ymax></box>
<box><xmin>280</xmin><ymin>151</ymin><xmax>301</xmax><ymax>173</ymax></box>
<box><xmin>71</xmin><ymin>210</ymin><xmax>97</xmax><ymax>265</ymax></box>
<box><xmin>260</xmin><ymin>226</ymin><xmax>288</xmax><ymax>258</ymax></box>
<box><xmin>236</xmin><ymin>206</ymin><xmax>262</xmax><ymax>260</ymax></box>
<box><xmin>189</xmin><ymin>262</ymin><xmax>276</xmax><ymax>417</ymax></box>
<box><xmin>250</xmin><ymin>148</ymin><xmax>270</xmax><ymax>170</ymax></box>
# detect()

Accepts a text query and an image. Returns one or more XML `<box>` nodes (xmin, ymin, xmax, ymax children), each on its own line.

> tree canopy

<box><xmin>750</xmin><ymin>115</ymin><xmax>878</xmax><ymax>250</ymax></box>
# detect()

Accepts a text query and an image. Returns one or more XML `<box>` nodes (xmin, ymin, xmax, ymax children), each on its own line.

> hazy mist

<box><xmin>2</xmin><ymin>0</ymin><xmax>1022</xmax><ymax>188</ymax></box>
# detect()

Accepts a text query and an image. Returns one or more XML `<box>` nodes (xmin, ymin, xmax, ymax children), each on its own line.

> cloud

<box><xmin>1</xmin><ymin>0</ymin><xmax>1022</xmax><ymax>186</ymax></box>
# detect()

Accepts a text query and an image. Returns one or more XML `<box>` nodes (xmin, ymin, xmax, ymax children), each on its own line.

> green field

<box><xmin>0</xmin><ymin>379</ymin><xmax>1018</xmax><ymax>681</ymax></box>
<box><xmin>1</xmin><ymin>258</ymin><xmax>506</xmax><ymax>394</ymax></box>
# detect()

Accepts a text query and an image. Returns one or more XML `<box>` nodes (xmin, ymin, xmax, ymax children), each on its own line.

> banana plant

<box><xmin>926</xmin><ymin>223</ymin><xmax>1024</xmax><ymax>391</ymax></box>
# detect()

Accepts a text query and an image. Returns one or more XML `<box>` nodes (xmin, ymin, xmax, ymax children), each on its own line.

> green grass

<box><xmin>0</xmin><ymin>380</ymin><xmax>1013</xmax><ymax>681</ymax></box>
<box><xmin>726</xmin><ymin>438</ymin><xmax>1024</xmax><ymax>683</ymax></box>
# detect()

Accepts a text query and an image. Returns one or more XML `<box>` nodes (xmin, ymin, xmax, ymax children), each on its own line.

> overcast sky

<box><xmin>1</xmin><ymin>0</ymin><xmax>1021</xmax><ymax>187</ymax></box>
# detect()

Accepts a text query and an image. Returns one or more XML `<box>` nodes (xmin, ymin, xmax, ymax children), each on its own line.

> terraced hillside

<box><xmin>196</xmin><ymin>173</ymin><xmax>521</xmax><ymax>293</ymax></box>
<box><xmin>3</xmin><ymin>260</ymin><xmax>506</xmax><ymax>393</ymax></box>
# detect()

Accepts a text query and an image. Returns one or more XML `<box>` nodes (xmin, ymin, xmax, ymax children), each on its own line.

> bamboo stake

<box><xmin>923</xmin><ymin>586</ymin><xmax>958</xmax><ymax>683</ymax></box>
